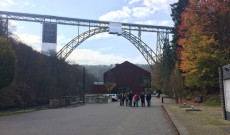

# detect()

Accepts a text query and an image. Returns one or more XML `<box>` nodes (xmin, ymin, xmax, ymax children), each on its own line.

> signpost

<box><xmin>219</xmin><ymin>64</ymin><xmax>230</xmax><ymax>120</ymax></box>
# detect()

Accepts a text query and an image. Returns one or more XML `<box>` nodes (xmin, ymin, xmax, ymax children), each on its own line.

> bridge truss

<box><xmin>0</xmin><ymin>11</ymin><xmax>173</xmax><ymax>69</ymax></box>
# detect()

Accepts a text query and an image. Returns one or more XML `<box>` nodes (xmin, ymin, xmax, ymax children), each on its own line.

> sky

<box><xmin>0</xmin><ymin>0</ymin><xmax>178</xmax><ymax>65</ymax></box>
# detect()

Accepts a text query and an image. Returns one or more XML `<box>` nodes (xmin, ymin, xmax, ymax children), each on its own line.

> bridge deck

<box><xmin>0</xmin><ymin>97</ymin><xmax>175</xmax><ymax>135</ymax></box>
<box><xmin>0</xmin><ymin>10</ymin><xmax>173</xmax><ymax>32</ymax></box>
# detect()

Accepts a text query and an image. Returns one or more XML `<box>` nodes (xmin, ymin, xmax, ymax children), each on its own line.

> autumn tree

<box><xmin>178</xmin><ymin>0</ymin><xmax>230</xmax><ymax>95</ymax></box>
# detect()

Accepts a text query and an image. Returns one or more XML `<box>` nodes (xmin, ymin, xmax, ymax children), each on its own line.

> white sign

<box><xmin>224</xmin><ymin>79</ymin><xmax>230</xmax><ymax>112</ymax></box>
<box><xmin>42</xmin><ymin>43</ymin><xmax>57</xmax><ymax>54</ymax></box>
<box><xmin>109</xmin><ymin>22</ymin><xmax>122</xmax><ymax>35</ymax></box>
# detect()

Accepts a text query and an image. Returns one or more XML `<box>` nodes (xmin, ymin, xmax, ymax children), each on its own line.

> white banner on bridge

<box><xmin>109</xmin><ymin>22</ymin><xmax>122</xmax><ymax>35</ymax></box>
<box><xmin>41</xmin><ymin>43</ymin><xmax>57</xmax><ymax>55</ymax></box>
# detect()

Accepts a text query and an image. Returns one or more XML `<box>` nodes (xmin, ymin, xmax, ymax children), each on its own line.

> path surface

<box><xmin>0</xmin><ymin>98</ymin><xmax>175</xmax><ymax>135</ymax></box>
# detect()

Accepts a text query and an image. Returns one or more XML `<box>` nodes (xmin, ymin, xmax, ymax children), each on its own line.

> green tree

<box><xmin>152</xmin><ymin>43</ymin><xmax>174</xmax><ymax>96</ymax></box>
<box><xmin>162</xmin><ymin>39</ymin><xmax>174</xmax><ymax>78</ymax></box>
<box><xmin>0</xmin><ymin>17</ymin><xmax>8</xmax><ymax>37</ymax></box>
<box><xmin>170</xmin><ymin>0</ymin><xmax>189</xmax><ymax>63</ymax></box>
<box><xmin>152</xmin><ymin>0</ymin><xmax>189</xmax><ymax>96</ymax></box>
<box><xmin>151</xmin><ymin>58</ymin><xmax>167</xmax><ymax>94</ymax></box>
<box><xmin>169</xmin><ymin>62</ymin><xmax>184</xmax><ymax>103</ymax></box>
<box><xmin>15</xmin><ymin>82</ymin><xmax>33</xmax><ymax>107</ymax></box>
<box><xmin>0</xmin><ymin>37</ymin><xmax>16</xmax><ymax>89</ymax></box>
<box><xmin>161</xmin><ymin>39</ymin><xmax>174</xmax><ymax>95</ymax></box>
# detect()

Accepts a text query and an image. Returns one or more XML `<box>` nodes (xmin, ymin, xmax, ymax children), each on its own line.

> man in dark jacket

<box><xmin>128</xmin><ymin>91</ymin><xmax>133</xmax><ymax>107</ymax></box>
<box><xmin>146</xmin><ymin>92</ymin><xmax>151</xmax><ymax>107</ymax></box>
<box><xmin>119</xmin><ymin>93</ymin><xmax>125</xmax><ymax>106</ymax></box>
<box><xmin>140</xmin><ymin>92</ymin><xmax>145</xmax><ymax>107</ymax></box>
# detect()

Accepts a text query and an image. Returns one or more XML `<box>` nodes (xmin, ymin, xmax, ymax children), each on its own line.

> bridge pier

<box><xmin>156</xmin><ymin>31</ymin><xmax>170</xmax><ymax>61</ymax></box>
<box><xmin>41</xmin><ymin>23</ymin><xmax>57</xmax><ymax>54</ymax></box>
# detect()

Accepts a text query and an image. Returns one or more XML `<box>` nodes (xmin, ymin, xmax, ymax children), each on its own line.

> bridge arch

<box><xmin>57</xmin><ymin>27</ymin><xmax>158</xmax><ymax>70</ymax></box>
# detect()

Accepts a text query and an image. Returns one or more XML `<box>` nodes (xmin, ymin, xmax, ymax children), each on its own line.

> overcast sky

<box><xmin>0</xmin><ymin>0</ymin><xmax>178</xmax><ymax>65</ymax></box>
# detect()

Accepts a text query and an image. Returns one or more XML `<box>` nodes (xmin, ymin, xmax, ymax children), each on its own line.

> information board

<box><xmin>224</xmin><ymin>79</ymin><xmax>230</xmax><ymax>112</ymax></box>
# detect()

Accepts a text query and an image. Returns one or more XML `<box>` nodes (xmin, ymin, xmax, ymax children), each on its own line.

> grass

<box><xmin>166</xmin><ymin>103</ymin><xmax>230</xmax><ymax>135</ymax></box>
<box><xmin>0</xmin><ymin>110</ymin><xmax>36</xmax><ymax>117</ymax></box>
<box><xmin>204</xmin><ymin>100</ymin><xmax>221</xmax><ymax>106</ymax></box>
<box><xmin>204</xmin><ymin>95</ymin><xmax>221</xmax><ymax>106</ymax></box>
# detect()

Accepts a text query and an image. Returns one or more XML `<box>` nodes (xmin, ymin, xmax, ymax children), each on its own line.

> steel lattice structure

<box><xmin>57</xmin><ymin>28</ymin><xmax>109</xmax><ymax>60</ymax></box>
<box><xmin>57</xmin><ymin>28</ymin><xmax>157</xmax><ymax>68</ymax></box>
<box><xmin>0</xmin><ymin>11</ymin><xmax>173</xmax><ymax>69</ymax></box>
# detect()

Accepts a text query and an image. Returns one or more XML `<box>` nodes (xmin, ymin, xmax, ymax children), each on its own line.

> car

<box><xmin>110</xmin><ymin>94</ymin><xmax>118</xmax><ymax>102</ymax></box>
<box><xmin>103</xmin><ymin>94</ymin><xmax>118</xmax><ymax>102</ymax></box>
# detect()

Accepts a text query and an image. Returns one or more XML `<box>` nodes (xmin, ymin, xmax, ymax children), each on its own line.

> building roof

<box><xmin>104</xmin><ymin>61</ymin><xmax>150</xmax><ymax>75</ymax></box>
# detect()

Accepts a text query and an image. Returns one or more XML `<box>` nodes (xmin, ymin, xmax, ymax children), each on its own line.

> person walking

<box><xmin>119</xmin><ymin>93</ymin><xmax>125</xmax><ymax>106</ymax></box>
<box><xmin>156</xmin><ymin>92</ymin><xmax>159</xmax><ymax>98</ymax></box>
<box><xmin>146</xmin><ymin>92</ymin><xmax>152</xmax><ymax>107</ymax></box>
<box><xmin>133</xmin><ymin>94</ymin><xmax>137</xmax><ymax>107</ymax></box>
<box><xmin>125</xmin><ymin>93</ymin><xmax>129</xmax><ymax>106</ymax></box>
<box><xmin>128</xmin><ymin>91</ymin><xmax>133</xmax><ymax>107</ymax></box>
<box><xmin>133</xmin><ymin>94</ymin><xmax>138</xmax><ymax>107</ymax></box>
<box><xmin>158</xmin><ymin>91</ymin><xmax>161</xmax><ymax>98</ymax></box>
<box><xmin>136</xmin><ymin>94</ymin><xmax>140</xmax><ymax>107</ymax></box>
<box><xmin>140</xmin><ymin>92</ymin><xmax>145</xmax><ymax>107</ymax></box>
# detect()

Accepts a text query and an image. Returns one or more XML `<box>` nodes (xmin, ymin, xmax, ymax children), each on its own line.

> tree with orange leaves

<box><xmin>178</xmin><ymin>0</ymin><xmax>230</xmax><ymax>94</ymax></box>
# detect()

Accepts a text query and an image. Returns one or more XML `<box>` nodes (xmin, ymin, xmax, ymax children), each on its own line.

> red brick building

<box><xmin>91</xmin><ymin>61</ymin><xmax>151</xmax><ymax>94</ymax></box>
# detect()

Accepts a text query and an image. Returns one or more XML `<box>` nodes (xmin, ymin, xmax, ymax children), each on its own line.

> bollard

<box><xmin>191</xmin><ymin>106</ymin><xmax>194</xmax><ymax>110</ymax></box>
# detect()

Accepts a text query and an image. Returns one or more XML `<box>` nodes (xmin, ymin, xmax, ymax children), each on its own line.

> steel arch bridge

<box><xmin>0</xmin><ymin>11</ymin><xmax>173</xmax><ymax>70</ymax></box>
<box><xmin>57</xmin><ymin>27</ymin><xmax>157</xmax><ymax>67</ymax></box>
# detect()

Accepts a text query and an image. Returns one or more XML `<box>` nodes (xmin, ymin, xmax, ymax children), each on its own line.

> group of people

<box><xmin>119</xmin><ymin>91</ymin><xmax>152</xmax><ymax>107</ymax></box>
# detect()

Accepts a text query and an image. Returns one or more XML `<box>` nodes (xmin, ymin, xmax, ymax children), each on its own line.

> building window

<box><xmin>139</xmin><ymin>77</ymin><xmax>151</xmax><ymax>87</ymax></box>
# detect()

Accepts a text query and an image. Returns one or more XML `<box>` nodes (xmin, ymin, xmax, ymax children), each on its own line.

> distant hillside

<box><xmin>136</xmin><ymin>64</ymin><xmax>152</xmax><ymax>72</ymax></box>
<box><xmin>0</xmin><ymin>39</ymin><xmax>97</xmax><ymax>108</ymax></box>
<box><xmin>84</xmin><ymin>65</ymin><xmax>114</xmax><ymax>82</ymax></box>
<box><xmin>84</xmin><ymin>63</ymin><xmax>152</xmax><ymax>81</ymax></box>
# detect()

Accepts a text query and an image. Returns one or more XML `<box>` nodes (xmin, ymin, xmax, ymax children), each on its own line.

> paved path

<box><xmin>0</xmin><ymin>98</ymin><xmax>175</xmax><ymax>135</ymax></box>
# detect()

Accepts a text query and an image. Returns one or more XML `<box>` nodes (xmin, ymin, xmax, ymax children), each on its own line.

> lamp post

<box><xmin>82</xmin><ymin>66</ymin><xmax>85</xmax><ymax>103</ymax></box>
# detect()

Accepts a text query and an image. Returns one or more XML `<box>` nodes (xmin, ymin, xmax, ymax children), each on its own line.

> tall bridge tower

<box><xmin>41</xmin><ymin>23</ymin><xmax>57</xmax><ymax>54</ymax></box>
